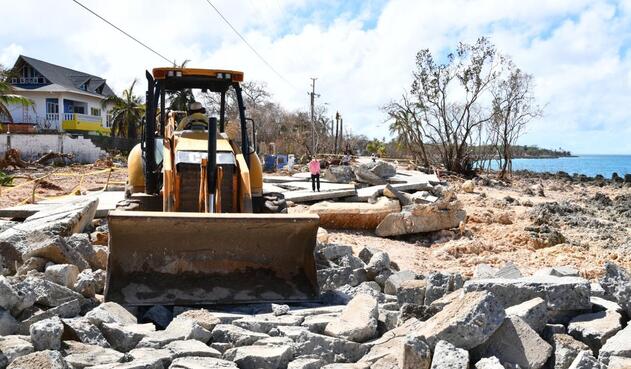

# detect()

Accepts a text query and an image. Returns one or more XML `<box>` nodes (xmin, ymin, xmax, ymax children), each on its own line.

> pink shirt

<box><xmin>308</xmin><ymin>160</ymin><xmax>321</xmax><ymax>175</ymax></box>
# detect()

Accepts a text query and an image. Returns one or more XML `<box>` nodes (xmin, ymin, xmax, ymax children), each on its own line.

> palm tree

<box><xmin>168</xmin><ymin>59</ymin><xmax>196</xmax><ymax>111</ymax></box>
<box><xmin>0</xmin><ymin>65</ymin><xmax>33</xmax><ymax>123</ymax></box>
<box><xmin>102</xmin><ymin>80</ymin><xmax>145</xmax><ymax>139</ymax></box>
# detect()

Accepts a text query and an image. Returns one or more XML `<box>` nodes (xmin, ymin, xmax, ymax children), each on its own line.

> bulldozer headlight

<box><xmin>225</xmin><ymin>73</ymin><xmax>231</xmax><ymax>79</ymax></box>
<box><xmin>167</xmin><ymin>70</ymin><xmax>175</xmax><ymax>77</ymax></box>
<box><xmin>216</xmin><ymin>73</ymin><xmax>224</xmax><ymax>79</ymax></box>
<box><xmin>175</xmin><ymin>71</ymin><xmax>182</xmax><ymax>77</ymax></box>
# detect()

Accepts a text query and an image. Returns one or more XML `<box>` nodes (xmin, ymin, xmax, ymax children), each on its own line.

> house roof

<box><xmin>13</xmin><ymin>55</ymin><xmax>115</xmax><ymax>98</ymax></box>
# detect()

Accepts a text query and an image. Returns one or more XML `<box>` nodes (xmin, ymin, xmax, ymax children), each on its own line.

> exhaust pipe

<box><xmin>207</xmin><ymin>117</ymin><xmax>217</xmax><ymax>213</ymax></box>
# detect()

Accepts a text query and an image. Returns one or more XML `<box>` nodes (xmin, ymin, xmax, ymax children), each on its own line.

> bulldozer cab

<box><xmin>105</xmin><ymin>67</ymin><xmax>320</xmax><ymax>306</ymax></box>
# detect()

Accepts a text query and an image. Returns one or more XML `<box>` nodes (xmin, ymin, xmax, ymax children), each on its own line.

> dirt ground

<box><xmin>323</xmin><ymin>175</ymin><xmax>631</xmax><ymax>280</ymax></box>
<box><xmin>0</xmin><ymin>161</ymin><xmax>127</xmax><ymax>209</ymax></box>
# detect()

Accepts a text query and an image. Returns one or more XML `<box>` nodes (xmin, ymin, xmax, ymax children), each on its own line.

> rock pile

<box><xmin>2</xmin><ymin>196</ymin><xmax>631</xmax><ymax>369</ymax></box>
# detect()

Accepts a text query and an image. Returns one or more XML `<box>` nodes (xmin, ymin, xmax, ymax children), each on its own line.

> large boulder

<box><xmin>323</xmin><ymin>294</ymin><xmax>378</xmax><ymax>343</ymax></box>
<box><xmin>463</xmin><ymin>276</ymin><xmax>591</xmax><ymax>311</ymax></box>
<box><xmin>354</xmin><ymin>165</ymin><xmax>387</xmax><ymax>185</ymax></box>
<box><xmin>30</xmin><ymin>316</ymin><xmax>64</xmax><ymax>351</ymax></box>
<box><xmin>23</xmin><ymin>236</ymin><xmax>90</xmax><ymax>271</ymax></box>
<box><xmin>18</xmin><ymin>276</ymin><xmax>85</xmax><ymax>308</ymax></box>
<box><xmin>376</xmin><ymin>193</ymin><xmax>466</xmax><ymax>236</ymax></box>
<box><xmin>430</xmin><ymin>340</ymin><xmax>469</xmax><ymax>369</ymax></box>
<box><xmin>85</xmin><ymin>302</ymin><xmax>137</xmax><ymax>327</ymax></box>
<box><xmin>6</xmin><ymin>350</ymin><xmax>68</xmax><ymax>369</ymax></box>
<box><xmin>323</xmin><ymin>166</ymin><xmax>355</xmax><ymax>183</ymax></box>
<box><xmin>473</xmin><ymin>316</ymin><xmax>552</xmax><ymax>369</ymax></box>
<box><xmin>414</xmin><ymin>291</ymin><xmax>505</xmax><ymax>349</ymax></box>
<box><xmin>600</xmin><ymin>262</ymin><xmax>631</xmax><ymax>317</ymax></box>
<box><xmin>567</xmin><ymin>310</ymin><xmax>622</xmax><ymax>352</ymax></box>
<box><xmin>364</xmin><ymin>161</ymin><xmax>396</xmax><ymax>179</ymax></box>
<box><xmin>309</xmin><ymin>198</ymin><xmax>401</xmax><ymax>230</ymax></box>
<box><xmin>100</xmin><ymin>322</ymin><xmax>156</xmax><ymax>352</ymax></box>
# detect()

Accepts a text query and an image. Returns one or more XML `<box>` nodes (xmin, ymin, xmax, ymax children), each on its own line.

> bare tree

<box><xmin>491</xmin><ymin>62</ymin><xmax>543</xmax><ymax>178</ymax></box>
<box><xmin>411</xmin><ymin>37</ymin><xmax>501</xmax><ymax>173</ymax></box>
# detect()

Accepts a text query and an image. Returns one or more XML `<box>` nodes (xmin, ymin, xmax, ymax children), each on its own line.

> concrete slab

<box><xmin>350</xmin><ymin>181</ymin><xmax>432</xmax><ymax>202</ymax></box>
<box><xmin>0</xmin><ymin>191</ymin><xmax>124</xmax><ymax>219</ymax></box>
<box><xmin>283</xmin><ymin>188</ymin><xmax>357</xmax><ymax>203</ymax></box>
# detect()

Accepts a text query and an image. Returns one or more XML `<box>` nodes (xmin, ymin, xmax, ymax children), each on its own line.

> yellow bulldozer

<box><xmin>105</xmin><ymin>67</ymin><xmax>319</xmax><ymax>306</ymax></box>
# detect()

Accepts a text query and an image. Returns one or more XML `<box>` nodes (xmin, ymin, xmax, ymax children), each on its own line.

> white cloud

<box><xmin>1</xmin><ymin>0</ymin><xmax>630</xmax><ymax>153</ymax></box>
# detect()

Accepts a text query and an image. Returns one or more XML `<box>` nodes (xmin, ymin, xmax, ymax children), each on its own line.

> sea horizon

<box><xmin>485</xmin><ymin>154</ymin><xmax>631</xmax><ymax>177</ymax></box>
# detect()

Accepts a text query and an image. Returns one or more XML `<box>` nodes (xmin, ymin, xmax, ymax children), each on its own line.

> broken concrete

<box><xmin>223</xmin><ymin>344</ymin><xmax>294</xmax><ymax>369</ymax></box>
<box><xmin>551</xmin><ymin>334</ymin><xmax>590</xmax><ymax>369</ymax></box>
<box><xmin>85</xmin><ymin>302</ymin><xmax>137</xmax><ymax>327</ymax></box>
<box><xmin>62</xmin><ymin>317</ymin><xmax>109</xmax><ymax>347</ymax></box>
<box><xmin>6</xmin><ymin>350</ymin><xmax>68</xmax><ymax>369</ymax></box>
<box><xmin>399</xmin><ymin>334</ymin><xmax>431</xmax><ymax>369</ymax></box>
<box><xmin>505</xmin><ymin>297</ymin><xmax>548</xmax><ymax>333</ymax></box>
<box><xmin>30</xmin><ymin>316</ymin><xmax>64</xmax><ymax>351</ymax></box>
<box><xmin>324</xmin><ymin>294</ymin><xmax>378</xmax><ymax>343</ymax></box>
<box><xmin>430</xmin><ymin>340</ymin><xmax>469</xmax><ymax>369</ymax></box>
<box><xmin>45</xmin><ymin>264</ymin><xmax>79</xmax><ymax>289</ymax></box>
<box><xmin>567</xmin><ymin>310</ymin><xmax>622</xmax><ymax>351</ymax></box>
<box><xmin>63</xmin><ymin>341</ymin><xmax>125</xmax><ymax>368</ymax></box>
<box><xmin>309</xmin><ymin>197</ymin><xmax>400</xmax><ymax>230</ymax></box>
<box><xmin>592</xmin><ymin>323</ymin><xmax>631</xmax><ymax>365</ymax></box>
<box><xmin>599</xmin><ymin>262</ymin><xmax>631</xmax><ymax>317</ymax></box>
<box><xmin>473</xmin><ymin>315</ymin><xmax>552</xmax><ymax>369</ymax></box>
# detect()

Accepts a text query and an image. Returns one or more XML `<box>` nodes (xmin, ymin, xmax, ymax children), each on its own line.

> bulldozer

<box><xmin>105</xmin><ymin>67</ymin><xmax>320</xmax><ymax>306</ymax></box>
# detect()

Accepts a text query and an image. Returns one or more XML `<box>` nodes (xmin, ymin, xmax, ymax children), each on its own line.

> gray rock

<box><xmin>253</xmin><ymin>336</ymin><xmax>294</xmax><ymax>347</ymax></box>
<box><xmin>424</xmin><ymin>272</ymin><xmax>463</xmax><ymax>305</ymax></box>
<box><xmin>542</xmin><ymin>324</ymin><xmax>567</xmax><ymax>342</ymax></box>
<box><xmin>607</xmin><ymin>356</ymin><xmax>631</xmax><ymax>369</ymax></box>
<box><xmin>169</xmin><ymin>357</ymin><xmax>238</xmax><ymax>368</ymax></box>
<box><xmin>495</xmin><ymin>262</ymin><xmax>523</xmax><ymax>279</ymax></box>
<box><xmin>22</xmin><ymin>235</ymin><xmax>90</xmax><ymax>271</ymax></box>
<box><xmin>9</xmin><ymin>198</ymin><xmax>97</xmax><ymax>238</ymax></box>
<box><xmin>375</xmin><ymin>196</ymin><xmax>466</xmax><ymax>237</ymax></box>
<box><xmin>30</xmin><ymin>316</ymin><xmax>63</xmax><ymax>351</ymax></box>
<box><xmin>396</xmin><ymin>279</ymin><xmax>426</xmax><ymax>305</ymax></box>
<box><xmin>18</xmin><ymin>276</ymin><xmax>84</xmax><ymax>308</ymax></box>
<box><xmin>464</xmin><ymin>276</ymin><xmax>591</xmax><ymax>311</ymax></box>
<box><xmin>288</xmin><ymin>357</ymin><xmax>324</xmax><ymax>369</ymax></box>
<box><xmin>142</xmin><ymin>305</ymin><xmax>173</xmax><ymax>329</ymax></box>
<box><xmin>211</xmin><ymin>324</ymin><xmax>269</xmax><ymax>347</ymax></box>
<box><xmin>101</xmin><ymin>322</ymin><xmax>156</xmax><ymax>352</ymax></box>
<box><xmin>233</xmin><ymin>314</ymin><xmax>304</xmax><ymax>334</ymax></box>
<box><xmin>44</xmin><ymin>264</ymin><xmax>79</xmax><ymax>288</ymax></box>
<box><xmin>599</xmin><ymin>262</ymin><xmax>631</xmax><ymax>316</ymax></box>
<box><xmin>15</xmin><ymin>257</ymin><xmax>49</xmax><ymax>276</ymax></box>
<box><xmin>290</xmin><ymin>306</ymin><xmax>345</xmax><ymax>317</ymax></box>
<box><xmin>551</xmin><ymin>334</ymin><xmax>590</xmax><ymax>369</ymax></box>
<box><xmin>473</xmin><ymin>264</ymin><xmax>498</xmax><ymax>279</ymax></box>
<box><xmin>365</xmin><ymin>252</ymin><xmax>390</xmax><ymax>279</ymax></box>
<box><xmin>302</xmin><ymin>314</ymin><xmax>338</xmax><ymax>334</ymax></box>
<box><xmin>319</xmin><ymin>245</ymin><xmax>353</xmax><ymax>261</ymax></box>
<box><xmin>414</xmin><ymin>291</ymin><xmax>506</xmax><ymax>349</ymax></box>
<box><xmin>176</xmin><ymin>309</ymin><xmax>220</xmax><ymax>331</ymax></box>
<box><xmin>366</xmin><ymin>161</ymin><xmax>396</xmax><ymax>178</ymax></box>
<box><xmin>567</xmin><ymin>351</ymin><xmax>600</xmax><ymax>369</ymax></box>
<box><xmin>0</xmin><ymin>335</ymin><xmax>34</xmax><ymax>363</ymax></box>
<box><xmin>384</xmin><ymin>270</ymin><xmax>417</xmax><ymax>295</ymax></box>
<box><xmin>399</xmin><ymin>334</ymin><xmax>430</xmax><ymax>369</ymax></box>
<box><xmin>535</xmin><ymin>266</ymin><xmax>580</xmax><ymax>277</ymax></box>
<box><xmin>85</xmin><ymin>302</ymin><xmax>137</xmax><ymax>327</ymax></box>
<box><xmin>65</xmin><ymin>233</ymin><xmax>108</xmax><ymax>270</ymax></box>
<box><xmin>292</xmin><ymin>330</ymin><xmax>368</xmax><ymax>364</ymax></box>
<box><xmin>568</xmin><ymin>310</ymin><xmax>622</xmax><ymax>351</ymax></box>
<box><xmin>272</xmin><ymin>304</ymin><xmax>291</xmax><ymax>316</ymax></box>
<box><xmin>590</xmin><ymin>296</ymin><xmax>623</xmax><ymax>313</ymax></box>
<box><xmin>86</xmin><ymin>359</ymin><xmax>165</xmax><ymax>369</ymax></box>
<box><xmin>137</xmin><ymin>318</ymin><xmax>211</xmax><ymax>348</ymax></box>
<box><xmin>377</xmin><ymin>309</ymin><xmax>399</xmax><ymax>335</ymax></box>
<box><xmin>17</xmin><ymin>299</ymin><xmax>81</xmax><ymax>335</ymax></box>
<box><xmin>223</xmin><ymin>345</ymin><xmax>294</xmax><ymax>369</ymax></box>
<box><xmin>474</xmin><ymin>357</ymin><xmax>504</xmax><ymax>369</ymax></box>
<box><xmin>6</xmin><ymin>350</ymin><xmax>68</xmax><ymax>369</ymax></box>
<box><xmin>334</xmin><ymin>255</ymin><xmax>365</xmax><ymax>270</ymax></box>
<box><xmin>164</xmin><ymin>339</ymin><xmax>221</xmax><ymax>359</ymax></box>
<box><xmin>62</xmin><ymin>317</ymin><xmax>109</xmax><ymax>347</ymax></box>
<box><xmin>358</xmin><ymin>247</ymin><xmax>380</xmax><ymax>264</ymax></box>
<box><xmin>398</xmin><ymin>303</ymin><xmax>439</xmax><ymax>323</ymax></box>
<box><xmin>0</xmin><ymin>275</ymin><xmax>35</xmax><ymax>315</ymax></box>
<box><xmin>599</xmin><ymin>324</ymin><xmax>631</xmax><ymax>365</ymax></box>
<box><xmin>430</xmin><ymin>340</ymin><xmax>469</xmax><ymax>369</ymax></box>
<box><xmin>317</xmin><ymin>267</ymin><xmax>353</xmax><ymax>291</ymax></box>
<box><xmin>73</xmin><ymin>269</ymin><xmax>100</xmax><ymax>298</ymax></box>
<box><xmin>505</xmin><ymin>297</ymin><xmax>548</xmax><ymax>333</ymax></box>
<box><xmin>323</xmin><ymin>166</ymin><xmax>354</xmax><ymax>183</ymax></box>
<box><xmin>590</xmin><ymin>283</ymin><xmax>605</xmax><ymax>298</ymax></box>
<box><xmin>0</xmin><ymin>307</ymin><xmax>17</xmax><ymax>335</ymax></box>
<box><xmin>473</xmin><ymin>316</ymin><xmax>552</xmax><ymax>369</ymax></box>
<box><xmin>126</xmin><ymin>347</ymin><xmax>172</xmax><ymax>368</ymax></box>
<box><xmin>63</xmin><ymin>341</ymin><xmax>125</xmax><ymax>369</ymax></box>
<box><xmin>324</xmin><ymin>294</ymin><xmax>378</xmax><ymax>343</ymax></box>
<box><xmin>354</xmin><ymin>165</ymin><xmax>387</xmax><ymax>185</ymax></box>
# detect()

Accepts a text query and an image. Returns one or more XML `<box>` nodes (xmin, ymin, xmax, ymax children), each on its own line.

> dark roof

<box><xmin>13</xmin><ymin>55</ymin><xmax>115</xmax><ymax>97</ymax></box>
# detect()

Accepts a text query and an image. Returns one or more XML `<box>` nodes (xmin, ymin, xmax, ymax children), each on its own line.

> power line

<box><xmin>201</xmin><ymin>0</ymin><xmax>296</xmax><ymax>89</ymax></box>
<box><xmin>71</xmin><ymin>0</ymin><xmax>173</xmax><ymax>65</ymax></box>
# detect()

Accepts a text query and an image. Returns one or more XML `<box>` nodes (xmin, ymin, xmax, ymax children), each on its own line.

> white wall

<box><xmin>0</xmin><ymin>133</ymin><xmax>107</xmax><ymax>163</ymax></box>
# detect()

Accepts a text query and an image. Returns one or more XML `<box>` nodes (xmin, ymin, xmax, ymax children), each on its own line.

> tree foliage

<box><xmin>102</xmin><ymin>79</ymin><xmax>145</xmax><ymax>139</ymax></box>
<box><xmin>0</xmin><ymin>65</ymin><xmax>33</xmax><ymax>123</ymax></box>
<box><xmin>384</xmin><ymin>37</ymin><xmax>542</xmax><ymax>175</ymax></box>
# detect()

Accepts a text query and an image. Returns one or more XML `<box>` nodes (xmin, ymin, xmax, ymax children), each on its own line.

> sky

<box><xmin>1</xmin><ymin>0</ymin><xmax>630</xmax><ymax>154</ymax></box>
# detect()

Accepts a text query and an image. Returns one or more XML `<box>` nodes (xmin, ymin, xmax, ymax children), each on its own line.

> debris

<box><xmin>44</xmin><ymin>264</ymin><xmax>79</xmax><ymax>289</ymax></box>
<box><xmin>550</xmin><ymin>334</ymin><xmax>590</xmax><ymax>369</ymax></box>
<box><xmin>429</xmin><ymin>340</ymin><xmax>469</xmax><ymax>369</ymax></box>
<box><xmin>323</xmin><ymin>294</ymin><xmax>378</xmax><ymax>343</ymax></box>
<box><xmin>309</xmin><ymin>197</ymin><xmax>400</xmax><ymax>230</ymax></box>
<box><xmin>600</xmin><ymin>262</ymin><xmax>631</xmax><ymax>317</ymax></box>
<box><xmin>30</xmin><ymin>316</ymin><xmax>64</xmax><ymax>351</ymax></box>
<box><xmin>462</xmin><ymin>180</ymin><xmax>475</xmax><ymax>193</ymax></box>
<box><xmin>505</xmin><ymin>297</ymin><xmax>548</xmax><ymax>333</ymax></box>
<box><xmin>399</xmin><ymin>334</ymin><xmax>431</xmax><ymax>369</ymax></box>
<box><xmin>223</xmin><ymin>345</ymin><xmax>294</xmax><ymax>369</ymax></box>
<box><xmin>568</xmin><ymin>310</ymin><xmax>623</xmax><ymax>352</ymax></box>
<box><xmin>6</xmin><ymin>350</ymin><xmax>68</xmax><ymax>369</ymax></box>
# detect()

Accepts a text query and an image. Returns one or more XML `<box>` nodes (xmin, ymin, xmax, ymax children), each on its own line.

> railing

<box><xmin>46</xmin><ymin>113</ymin><xmax>59</xmax><ymax>122</ymax></box>
<box><xmin>11</xmin><ymin>77</ymin><xmax>46</xmax><ymax>84</ymax></box>
<box><xmin>63</xmin><ymin>113</ymin><xmax>102</xmax><ymax>123</ymax></box>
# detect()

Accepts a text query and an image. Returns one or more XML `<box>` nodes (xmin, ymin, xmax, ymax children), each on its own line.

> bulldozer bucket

<box><xmin>104</xmin><ymin>211</ymin><xmax>320</xmax><ymax>306</ymax></box>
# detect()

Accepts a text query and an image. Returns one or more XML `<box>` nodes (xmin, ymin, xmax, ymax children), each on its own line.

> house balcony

<box><xmin>61</xmin><ymin>113</ymin><xmax>111</xmax><ymax>135</ymax></box>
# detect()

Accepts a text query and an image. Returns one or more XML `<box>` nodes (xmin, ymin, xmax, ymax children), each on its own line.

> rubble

<box><xmin>30</xmin><ymin>316</ymin><xmax>64</xmax><ymax>351</ymax></box>
<box><xmin>551</xmin><ymin>334</ymin><xmax>590</xmax><ymax>369</ymax></box>
<box><xmin>6</xmin><ymin>350</ymin><xmax>68</xmax><ymax>369</ymax></box>
<box><xmin>309</xmin><ymin>197</ymin><xmax>400</xmax><ymax>230</ymax></box>
<box><xmin>600</xmin><ymin>262</ymin><xmax>631</xmax><ymax>317</ymax></box>
<box><xmin>429</xmin><ymin>340</ymin><xmax>469</xmax><ymax>369</ymax></box>
<box><xmin>567</xmin><ymin>310</ymin><xmax>622</xmax><ymax>351</ymax></box>
<box><xmin>323</xmin><ymin>294</ymin><xmax>378</xmax><ymax>343</ymax></box>
<box><xmin>399</xmin><ymin>334</ymin><xmax>431</xmax><ymax>369</ymax></box>
<box><xmin>505</xmin><ymin>297</ymin><xmax>548</xmax><ymax>333</ymax></box>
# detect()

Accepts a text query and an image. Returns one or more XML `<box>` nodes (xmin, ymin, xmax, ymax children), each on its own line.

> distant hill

<box><xmin>510</xmin><ymin>145</ymin><xmax>573</xmax><ymax>158</ymax></box>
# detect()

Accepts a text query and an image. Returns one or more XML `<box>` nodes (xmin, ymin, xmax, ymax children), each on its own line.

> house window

<box><xmin>80</xmin><ymin>83</ymin><xmax>88</xmax><ymax>91</ymax></box>
<box><xmin>90</xmin><ymin>108</ymin><xmax>101</xmax><ymax>116</ymax></box>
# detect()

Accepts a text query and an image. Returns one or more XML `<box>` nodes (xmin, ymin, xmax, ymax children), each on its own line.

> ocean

<box><xmin>485</xmin><ymin>155</ymin><xmax>631</xmax><ymax>178</ymax></box>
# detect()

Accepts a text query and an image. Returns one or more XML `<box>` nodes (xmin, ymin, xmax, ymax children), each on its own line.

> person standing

<box><xmin>309</xmin><ymin>156</ymin><xmax>321</xmax><ymax>192</ymax></box>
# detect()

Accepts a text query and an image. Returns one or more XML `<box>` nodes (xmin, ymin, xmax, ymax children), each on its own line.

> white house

<box><xmin>2</xmin><ymin>55</ymin><xmax>115</xmax><ymax>134</ymax></box>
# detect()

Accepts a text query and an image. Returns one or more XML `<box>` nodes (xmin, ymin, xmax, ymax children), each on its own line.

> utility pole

<box><xmin>334</xmin><ymin>111</ymin><xmax>340</xmax><ymax>154</ymax></box>
<box><xmin>309</xmin><ymin>78</ymin><xmax>319</xmax><ymax>154</ymax></box>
